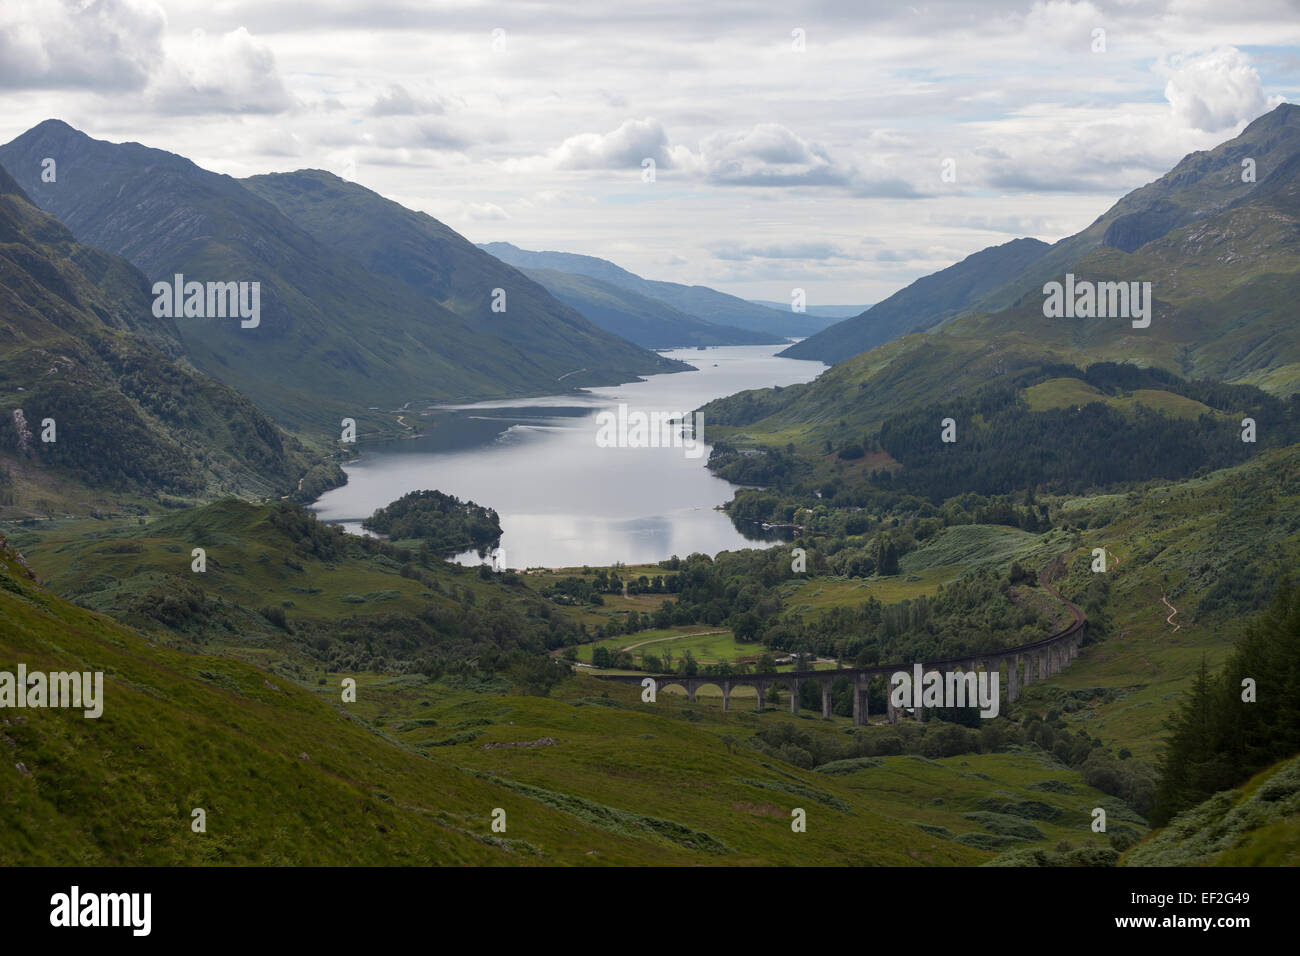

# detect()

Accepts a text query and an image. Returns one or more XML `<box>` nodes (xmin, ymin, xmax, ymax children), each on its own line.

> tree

<box><xmin>732</xmin><ymin>611</ymin><xmax>761</xmax><ymax>642</ymax></box>
<box><xmin>1151</xmin><ymin>582</ymin><xmax>1300</xmax><ymax>825</ymax></box>
<box><xmin>875</xmin><ymin>533</ymin><xmax>899</xmax><ymax>575</ymax></box>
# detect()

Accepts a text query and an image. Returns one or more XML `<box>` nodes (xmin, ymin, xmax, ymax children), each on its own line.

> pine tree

<box><xmin>1151</xmin><ymin>582</ymin><xmax>1300</xmax><ymax>825</ymax></box>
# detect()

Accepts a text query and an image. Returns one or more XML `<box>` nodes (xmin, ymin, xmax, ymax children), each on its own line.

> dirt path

<box><xmin>1161</xmin><ymin>593</ymin><xmax>1181</xmax><ymax>632</ymax></box>
<box><xmin>620</xmin><ymin>630</ymin><xmax>730</xmax><ymax>652</ymax></box>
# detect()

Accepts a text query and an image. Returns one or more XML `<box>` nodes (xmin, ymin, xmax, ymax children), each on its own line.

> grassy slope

<box><xmin>240</xmin><ymin>170</ymin><xmax>688</xmax><ymax>394</ymax></box>
<box><xmin>1008</xmin><ymin>446</ymin><xmax>1300</xmax><ymax>763</ymax></box>
<box><xmin>2</xmin><ymin>537</ymin><xmax>1039</xmax><ymax>866</ymax></box>
<box><xmin>7</xmin><ymin>442</ymin><xmax>1300</xmax><ymax>865</ymax></box>
<box><xmin>333</xmin><ymin>668</ymin><xmax>1122</xmax><ymax>864</ymax></box>
<box><xmin>1124</xmin><ymin>756</ymin><xmax>1300</xmax><ymax>866</ymax></box>
<box><xmin>10</xmin><ymin>501</ymin><xmax>442</xmax><ymax>627</ymax></box>
<box><xmin>2</xmin><ymin>502</ymin><xmax>1133</xmax><ymax>864</ymax></box>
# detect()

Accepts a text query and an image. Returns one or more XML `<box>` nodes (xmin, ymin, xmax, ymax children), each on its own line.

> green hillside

<box><xmin>0</xmin><ymin>162</ymin><xmax>322</xmax><ymax>516</ymax></box>
<box><xmin>969</xmin><ymin>102</ymin><xmax>1300</xmax><ymax>318</ymax></box>
<box><xmin>240</xmin><ymin>169</ymin><xmax>694</xmax><ymax>376</ymax></box>
<box><xmin>2</xmin><ymin>528</ymin><xmax>1134</xmax><ymax>866</ymax></box>
<box><xmin>1125</xmin><ymin>757</ymin><xmax>1300</xmax><ymax>866</ymax></box>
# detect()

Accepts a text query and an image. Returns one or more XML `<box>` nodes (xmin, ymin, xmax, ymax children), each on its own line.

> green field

<box><xmin>1022</xmin><ymin>378</ymin><xmax>1218</xmax><ymax>420</ymax></box>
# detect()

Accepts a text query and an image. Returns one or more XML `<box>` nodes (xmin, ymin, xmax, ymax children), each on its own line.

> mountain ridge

<box><xmin>0</xmin><ymin>122</ymin><xmax>684</xmax><ymax>434</ymax></box>
<box><xmin>780</xmin><ymin>237</ymin><xmax>1051</xmax><ymax>363</ymax></box>
<box><xmin>479</xmin><ymin>241</ymin><xmax>838</xmax><ymax>338</ymax></box>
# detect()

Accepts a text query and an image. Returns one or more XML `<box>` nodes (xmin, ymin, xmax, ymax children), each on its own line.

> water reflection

<box><xmin>312</xmin><ymin>345</ymin><xmax>823</xmax><ymax>568</ymax></box>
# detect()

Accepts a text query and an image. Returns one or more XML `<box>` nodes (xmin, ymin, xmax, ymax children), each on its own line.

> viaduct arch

<box><xmin>594</xmin><ymin>559</ymin><xmax>1087</xmax><ymax>725</ymax></box>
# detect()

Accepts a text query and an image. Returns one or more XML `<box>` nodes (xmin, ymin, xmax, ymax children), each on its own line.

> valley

<box><xmin>3</xmin><ymin>98</ymin><xmax>1300</xmax><ymax>874</ymax></box>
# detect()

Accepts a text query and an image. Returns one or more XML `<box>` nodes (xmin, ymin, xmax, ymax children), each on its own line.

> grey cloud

<box><xmin>710</xmin><ymin>241</ymin><xmax>867</xmax><ymax>261</ymax></box>
<box><xmin>369</xmin><ymin>84</ymin><xmax>448</xmax><ymax>116</ymax></box>
<box><xmin>0</xmin><ymin>0</ymin><xmax>164</xmax><ymax>91</ymax></box>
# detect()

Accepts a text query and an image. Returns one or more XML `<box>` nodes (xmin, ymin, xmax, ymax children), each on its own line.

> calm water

<box><xmin>311</xmin><ymin>344</ymin><xmax>824</xmax><ymax>568</ymax></box>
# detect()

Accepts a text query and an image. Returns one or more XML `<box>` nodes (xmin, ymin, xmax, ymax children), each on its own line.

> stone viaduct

<box><xmin>594</xmin><ymin>565</ymin><xmax>1086</xmax><ymax>725</ymax></box>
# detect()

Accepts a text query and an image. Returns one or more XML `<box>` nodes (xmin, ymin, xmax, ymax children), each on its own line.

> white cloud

<box><xmin>700</xmin><ymin>124</ymin><xmax>849</xmax><ymax>187</ymax></box>
<box><xmin>550</xmin><ymin>117</ymin><xmax>683</xmax><ymax>170</ymax></box>
<box><xmin>2</xmin><ymin>0</ymin><xmax>1297</xmax><ymax>302</ymax></box>
<box><xmin>1022</xmin><ymin>0</ymin><xmax>1105</xmax><ymax>50</ymax></box>
<box><xmin>147</xmin><ymin>27</ymin><xmax>294</xmax><ymax>114</ymax></box>
<box><xmin>1159</xmin><ymin>47</ymin><xmax>1270</xmax><ymax>132</ymax></box>
<box><xmin>509</xmin><ymin>118</ymin><xmax>923</xmax><ymax>196</ymax></box>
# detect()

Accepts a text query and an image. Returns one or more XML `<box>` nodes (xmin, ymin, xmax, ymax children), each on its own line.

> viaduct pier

<box><xmin>595</xmin><ymin>561</ymin><xmax>1086</xmax><ymax>725</ymax></box>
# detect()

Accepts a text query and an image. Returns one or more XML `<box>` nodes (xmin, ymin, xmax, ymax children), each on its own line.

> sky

<box><xmin>2</xmin><ymin>0</ymin><xmax>1299</xmax><ymax>306</ymax></box>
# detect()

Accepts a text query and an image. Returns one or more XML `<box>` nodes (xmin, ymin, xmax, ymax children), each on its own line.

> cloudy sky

<box><xmin>2</xmin><ymin>0</ymin><xmax>1298</xmax><ymax>305</ymax></box>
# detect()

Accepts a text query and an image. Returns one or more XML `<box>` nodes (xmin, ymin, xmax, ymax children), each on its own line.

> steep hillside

<box><xmin>2</xmin><ymin>529</ymin><xmax>1070</xmax><ymax>867</ymax></box>
<box><xmin>1125</xmin><ymin>757</ymin><xmax>1300</xmax><ymax>866</ymax></box>
<box><xmin>0</xmin><ymin>123</ymin><xmax>682</xmax><ymax>433</ymax></box>
<box><xmin>0</xmin><ymin>162</ymin><xmax>318</xmax><ymax>513</ymax></box>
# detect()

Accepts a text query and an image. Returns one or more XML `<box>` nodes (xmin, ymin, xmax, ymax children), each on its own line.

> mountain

<box><xmin>0</xmin><ymin>122</ymin><xmax>683</xmax><ymax>434</ymax></box>
<box><xmin>748</xmin><ymin>300</ymin><xmax>873</xmax><ymax>319</ymax></box>
<box><xmin>238</xmin><ymin>169</ymin><xmax>712</xmax><ymax>357</ymax></box>
<box><xmin>510</xmin><ymin>267</ymin><xmax>781</xmax><ymax>348</ymax></box>
<box><xmin>478</xmin><ymin>242</ymin><xmax>838</xmax><ymax>338</ymax></box>
<box><xmin>779</xmin><ymin>237</ymin><xmax>1050</xmax><ymax>364</ymax></box>
<box><xmin>0</xmin><ymin>160</ymin><xmax>315</xmax><ymax>512</ymax></box>
<box><xmin>783</xmin><ymin>105</ymin><xmax>1300</xmax><ymax>368</ymax></box>
<box><xmin>236</xmin><ymin>170</ymin><xmax>777</xmax><ymax>351</ymax></box>
<box><xmin>702</xmin><ymin>103</ymin><xmax>1300</xmax><ymax>447</ymax></box>
<box><xmin>965</xmin><ymin>103</ymin><xmax>1300</xmax><ymax>319</ymax></box>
